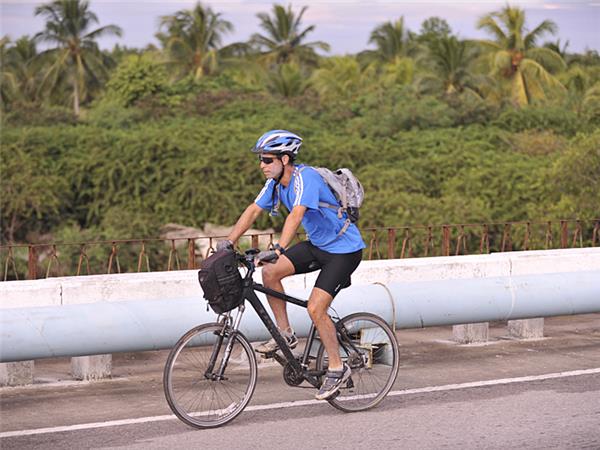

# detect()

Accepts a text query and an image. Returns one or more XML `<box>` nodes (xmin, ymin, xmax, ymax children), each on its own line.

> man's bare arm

<box><xmin>278</xmin><ymin>205</ymin><xmax>306</xmax><ymax>250</ymax></box>
<box><xmin>227</xmin><ymin>203</ymin><xmax>264</xmax><ymax>243</ymax></box>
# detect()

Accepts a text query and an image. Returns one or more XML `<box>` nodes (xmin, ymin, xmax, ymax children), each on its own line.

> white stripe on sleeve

<box><xmin>293</xmin><ymin>168</ymin><xmax>304</xmax><ymax>207</ymax></box>
<box><xmin>255</xmin><ymin>179</ymin><xmax>274</xmax><ymax>204</ymax></box>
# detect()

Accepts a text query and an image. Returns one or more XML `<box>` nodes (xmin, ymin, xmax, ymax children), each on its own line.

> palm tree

<box><xmin>544</xmin><ymin>39</ymin><xmax>570</xmax><ymax>61</ymax></box>
<box><xmin>157</xmin><ymin>2</ymin><xmax>235</xmax><ymax>79</ymax></box>
<box><xmin>417</xmin><ymin>36</ymin><xmax>481</xmax><ymax>96</ymax></box>
<box><xmin>35</xmin><ymin>0</ymin><xmax>122</xmax><ymax>115</ymax></box>
<box><xmin>581</xmin><ymin>82</ymin><xmax>600</xmax><ymax>119</ymax></box>
<box><xmin>365</xmin><ymin>17</ymin><xmax>415</xmax><ymax>63</ymax></box>
<box><xmin>310</xmin><ymin>56</ymin><xmax>376</xmax><ymax>102</ymax></box>
<box><xmin>1</xmin><ymin>36</ymin><xmax>41</xmax><ymax>107</ymax></box>
<box><xmin>559</xmin><ymin>65</ymin><xmax>600</xmax><ymax>117</ymax></box>
<box><xmin>1</xmin><ymin>37</ymin><xmax>18</xmax><ymax>108</ymax></box>
<box><xmin>251</xmin><ymin>4</ymin><xmax>330</xmax><ymax>65</ymax></box>
<box><xmin>476</xmin><ymin>5</ymin><xmax>566</xmax><ymax>106</ymax></box>
<box><xmin>267</xmin><ymin>62</ymin><xmax>307</xmax><ymax>97</ymax></box>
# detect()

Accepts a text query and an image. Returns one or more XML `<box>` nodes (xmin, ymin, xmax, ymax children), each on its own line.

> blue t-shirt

<box><xmin>254</xmin><ymin>165</ymin><xmax>366</xmax><ymax>254</ymax></box>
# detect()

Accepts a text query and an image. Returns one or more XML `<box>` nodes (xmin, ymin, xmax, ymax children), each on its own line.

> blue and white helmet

<box><xmin>251</xmin><ymin>130</ymin><xmax>302</xmax><ymax>156</ymax></box>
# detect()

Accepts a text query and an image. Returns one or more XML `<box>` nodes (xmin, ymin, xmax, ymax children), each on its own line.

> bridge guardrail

<box><xmin>2</xmin><ymin>219</ymin><xmax>599</xmax><ymax>281</ymax></box>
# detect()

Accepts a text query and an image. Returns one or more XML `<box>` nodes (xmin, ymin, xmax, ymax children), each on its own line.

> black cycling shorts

<box><xmin>283</xmin><ymin>241</ymin><xmax>363</xmax><ymax>298</ymax></box>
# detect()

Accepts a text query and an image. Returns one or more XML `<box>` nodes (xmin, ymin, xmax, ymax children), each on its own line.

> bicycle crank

<box><xmin>283</xmin><ymin>361</ymin><xmax>305</xmax><ymax>386</ymax></box>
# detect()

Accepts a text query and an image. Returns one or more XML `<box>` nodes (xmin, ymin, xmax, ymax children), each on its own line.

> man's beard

<box><xmin>267</xmin><ymin>164</ymin><xmax>283</xmax><ymax>180</ymax></box>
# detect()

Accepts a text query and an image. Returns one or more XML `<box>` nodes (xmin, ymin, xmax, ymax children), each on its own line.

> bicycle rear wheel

<box><xmin>163</xmin><ymin>323</ymin><xmax>257</xmax><ymax>428</ymax></box>
<box><xmin>316</xmin><ymin>312</ymin><xmax>399</xmax><ymax>412</ymax></box>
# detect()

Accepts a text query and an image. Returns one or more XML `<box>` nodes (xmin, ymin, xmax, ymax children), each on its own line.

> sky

<box><xmin>1</xmin><ymin>0</ymin><xmax>599</xmax><ymax>54</ymax></box>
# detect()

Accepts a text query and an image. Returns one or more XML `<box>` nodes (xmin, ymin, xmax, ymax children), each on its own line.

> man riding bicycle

<box><xmin>217</xmin><ymin>129</ymin><xmax>366</xmax><ymax>400</ymax></box>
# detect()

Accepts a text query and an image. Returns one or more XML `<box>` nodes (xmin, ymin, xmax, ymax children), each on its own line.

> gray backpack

<box><xmin>272</xmin><ymin>166</ymin><xmax>364</xmax><ymax>241</ymax></box>
<box><xmin>313</xmin><ymin>167</ymin><xmax>364</xmax><ymax>238</ymax></box>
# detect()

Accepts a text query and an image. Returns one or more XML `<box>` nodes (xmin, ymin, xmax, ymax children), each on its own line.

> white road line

<box><xmin>2</xmin><ymin>367</ymin><xmax>599</xmax><ymax>438</ymax></box>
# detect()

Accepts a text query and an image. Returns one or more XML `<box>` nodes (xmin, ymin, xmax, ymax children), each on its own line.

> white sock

<box><xmin>280</xmin><ymin>327</ymin><xmax>294</xmax><ymax>337</ymax></box>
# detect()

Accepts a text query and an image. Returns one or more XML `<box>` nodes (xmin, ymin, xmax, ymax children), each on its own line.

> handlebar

<box><xmin>236</xmin><ymin>248</ymin><xmax>262</xmax><ymax>278</ymax></box>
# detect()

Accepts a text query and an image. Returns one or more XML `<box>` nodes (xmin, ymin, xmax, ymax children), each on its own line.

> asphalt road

<box><xmin>2</xmin><ymin>314</ymin><xmax>599</xmax><ymax>449</ymax></box>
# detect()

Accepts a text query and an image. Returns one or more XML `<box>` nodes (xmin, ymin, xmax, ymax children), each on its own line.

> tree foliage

<box><xmin>34</xmin><ymin>0</ymin><xmax>122</xmax><ymax>115</ymax></box>
<box><xmin>476</xmin><ymin>5</ymin><xmax>566</xmax><ymax>106</ymax></box>
<box><xmin>105</xmin><ymin>55</ymin><xmax>169</xmax><ymax>106</ymax></box>
<box><xmin>251</xmin><ymin>4</ymin><xmax>330</xmax><ymax>65</ymax></box>
<box><xmin>156</xmin><ymin>2</ymin><xmax>235</xmax><ymax>79</ymax></box>
<box><xmin>2</xmin><ymin>4</ymin><xmax>599</xmax><ymax>246</ymax></box>
<box><xmin>363</xmin><ymin>17</ymin><xmax>415</xmax><ymax>64</ymax></box>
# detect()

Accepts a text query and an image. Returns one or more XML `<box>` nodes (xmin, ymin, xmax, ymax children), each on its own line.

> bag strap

<box><xmin>277</xmin><ymin>165</ymin><xmax>351</xmax><ymax>246</ymax></box>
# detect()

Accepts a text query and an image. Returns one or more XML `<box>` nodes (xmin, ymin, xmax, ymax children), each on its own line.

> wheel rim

<box><xmin>165</xmin><ymin>325</ymin><xmax>256</xmax><ymax>427</ymax></box>
<box><xmin>318</xmin><ymin>314</ymin><xmax>399</xmax><ymax>411</ymax></box>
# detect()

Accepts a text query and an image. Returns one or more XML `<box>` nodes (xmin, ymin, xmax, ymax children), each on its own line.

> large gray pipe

<box><xmin>1</xmin><ymin>270</ymin><xmax>599</xmax><ymax>362</ymax></box>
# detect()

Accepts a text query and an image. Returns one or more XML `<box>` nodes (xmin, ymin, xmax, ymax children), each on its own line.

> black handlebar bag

<box><xmin>198</xmin><ymin>249</ymin><xmax>243</xmax><ymax>314</ymax></box>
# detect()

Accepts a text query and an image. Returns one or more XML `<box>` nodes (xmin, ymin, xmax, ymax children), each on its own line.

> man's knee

<box><xmin>307</xmin><ymin>289</ymin><xmax>333</xmax><ymax>321</ymax></box>
<box><xmin>261</xmin><ymin>265</ymin><xmax>278</xmax><ymax>284</ymax></box>
<box><xmin>307</xmin><ymin>302</ymin><xmax>323</xmax><ymax>321</ymax></box>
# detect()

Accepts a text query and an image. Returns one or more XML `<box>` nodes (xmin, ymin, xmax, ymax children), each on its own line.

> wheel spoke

<box><xmin>164</xmin><ymin>324</ymin><xmax>257</xmax><ymax>428</ymax></box>
<box><xmin>316</xmin><ymin>313</ymin><xmax>399</xmax><ymax>412</ymax></box>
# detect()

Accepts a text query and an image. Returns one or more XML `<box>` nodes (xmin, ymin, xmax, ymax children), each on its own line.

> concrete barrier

<box><xmin>1</xmin><ymin>248</ymin><xmax>599</xmax><ymax>367</ymax></box>
<box><xmin>1</xmin><ymin>269</ymin><xmax>600</xmax><ymax>362</ymax></box>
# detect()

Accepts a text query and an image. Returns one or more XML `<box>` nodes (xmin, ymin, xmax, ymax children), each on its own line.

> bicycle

<box><xmin>163</xmin><ymin>248</ymin><xmax>400</xmax><ymax>429</ymax></box>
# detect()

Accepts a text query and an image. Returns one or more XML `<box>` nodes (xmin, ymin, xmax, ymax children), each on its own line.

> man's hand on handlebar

<box><xmin>255</xmin><ymin>249</ymin><xmax>279</xmax><ymax>265</ymax></box>
<box><xmin>216</xmin><ymin>239</ymin><xmax>233</xmax><ymax>252</ymax></box>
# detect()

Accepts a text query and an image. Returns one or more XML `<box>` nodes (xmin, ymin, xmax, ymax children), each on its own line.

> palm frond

<box><xmin>83</xmin><ymin>24</ymin><xmax>122</xmax><ymax>40</ymax></box>
<box><xmin>476</xmin><ymin>15</ymin><xmax>507</xmax><ymax>45</ymax></box>
<box><xmin>524</xmin><ymin>20</ymin><xmax>558</xmax><ymax>49</ymax></box>
<box><xmin>526</xmin><ymin>47</ymin><xmax>566</xmax><ymax>73</ymax></box>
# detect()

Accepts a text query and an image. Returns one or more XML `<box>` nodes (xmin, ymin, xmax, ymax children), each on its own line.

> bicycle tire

<box><xmin>315</xmin><ymin>312</ymin><xmax>399</xmax><ymax>412</ymax></box>
<box><xmin>163</xmin><ymin>322</ymin><xmax>257</xmax><ymax>428</ymax></box>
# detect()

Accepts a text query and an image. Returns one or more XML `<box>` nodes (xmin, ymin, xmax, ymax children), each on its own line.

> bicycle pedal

<box><xmin>255</xmin><ymin>347</ymin><xmax>275</xmax><ymax>356</ymax></box>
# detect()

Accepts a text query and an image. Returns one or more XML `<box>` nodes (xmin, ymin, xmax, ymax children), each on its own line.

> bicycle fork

<box><xmin>205</xmin><ymin>305</ymin><xmax>246</xmax><ymax>381</ymax></box>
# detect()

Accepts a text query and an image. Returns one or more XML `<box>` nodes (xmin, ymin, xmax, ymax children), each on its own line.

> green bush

<box><xmin>540</xmin><ymin>130</ymin><xmax>600</xmax><ymax>218</ymax></box>
<box><xmin>86</xmin><ymin>100</ymin><xmax>144</xmax><ymax>128</ymax></box>
<box><xmin>1</xmin><ymin>92</ymin><xmax>596</xmax><ymax>245</ymax></box>
<box><xmin>105</xmin><ymin>55</ymin><xmax>169</xmax><ymax>107</ymax></box>
<box><xmin>3</xmin><ymin>104</ymin><xmax>76</xmax><ymax>126</ymax></box>
<box><xmin>492</xmin><ymin>107</ymin><xmax>580</xmax><ymax>135</ymax></box>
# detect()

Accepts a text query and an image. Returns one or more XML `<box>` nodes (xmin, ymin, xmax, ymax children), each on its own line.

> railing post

<box><xmin>560</xmin><ymin>220</ymin><xmax>568</xmax><ymax>248</ymax></box>
<box><xmin>523</xmin><ymin>222</ymin><xmax>531</xmax><ymax>251</ymax></box>
<box><xmin>442</xmin><ymin>225</ymin><xmax>450</xmax><ymax>256</ymax></box>
<box><xmin>187</xmin><ymin>239</ymin><xmax>196</xmax><ymax>269</ymax></box>
<box><xmin>545</xmin><ymin>221</ymin><xmax>553</xmax><ymax>249</ymax></box>
<box><xmin>387</xmin><ymin>228</ymin><xmax>396</xmax><ymax>259</ymax></box>
<box><xmin>479</xmin><ymin>224</ymin><xmax>490</xmax><ymax>254</ymax></box>
<box><xmin>501</xmin><ymin>223</ymin><xmax>512</xmax><ymax>252</ymax></box>
<box><xmin>27</xmin><ymin>245</ymin><xmax>37</xmax><ymax>280</ymax></box>
<box><xmin>424</xmin><ymin>226</ymin><xmax>433</xmax><ymax>257</ymax></box>
<box><xmin>572</xmin><ymin>220</ymin><xmax>583</xmax><ymax>248</ymax></box>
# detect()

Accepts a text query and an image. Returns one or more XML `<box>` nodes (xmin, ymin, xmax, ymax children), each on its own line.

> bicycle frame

<box><xmin>246</xmin><ymin>284</ymin><xmax>322</xmax><ymax>388</ymax></box>
<box><xmin>205</xmin><ymin>250</ymin><xmax>365</xmax><ymax>389</ymax></box>
<box><xmin>203</xmin><ymin>289</ymin><xmax>321</xmax><ymax>385</ymax></box>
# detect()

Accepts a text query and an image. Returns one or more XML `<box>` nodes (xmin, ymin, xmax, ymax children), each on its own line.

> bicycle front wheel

<box><xmin>316</xmin><ymin>312</ymin><xmax>399</xmax><ymax>412</ymax></box>
<box><xmin>163</xmin><ymin>323</ymin><xmax>257</xmax><ymax>428</ymax></box>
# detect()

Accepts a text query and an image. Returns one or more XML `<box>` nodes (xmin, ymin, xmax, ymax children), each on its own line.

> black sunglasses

<box><xmin>258</xmin><ymin>155</ymin><xmax>279</xmax><ymax>164</ymax></box>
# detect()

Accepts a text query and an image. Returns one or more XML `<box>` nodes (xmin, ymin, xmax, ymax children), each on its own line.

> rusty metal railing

<box><xmin>1</xmin><ymin>219</ymin><xmax>599</xmax><ymax>281</ymax></box>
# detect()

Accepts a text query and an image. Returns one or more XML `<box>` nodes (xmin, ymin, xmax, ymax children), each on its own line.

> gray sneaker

<box><xmin>315</xmin><ymin>363</ymin><xmax>351</xmax><ymax>400</ymax></box>
<box><xmin>255</xmin><ymin>333</ymin><xmax>298</xmax><ymax>354</ymax></box>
